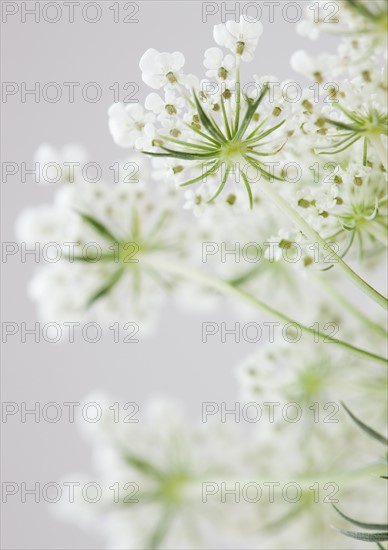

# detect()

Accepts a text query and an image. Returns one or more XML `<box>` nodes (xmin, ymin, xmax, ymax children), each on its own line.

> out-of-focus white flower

<box><xmin>290</xmin><ymin>50</ymin><xmax>323</xmax><ymax>80</ymax></box>
<box><xmin>297</xmin><ymin>0</ymin><xmax>388</xmax><ymax>49</ymax></box>
<box><xmin>235</xmin><ymin>338</ymin><xmax>387</xmax><ymax>548</ymax></box>
<box><xmin>57</xmin><ymin>396</ymin><xmax>268</xmax><ymax>550</ymax></box>
<box><xmin>34</xmin><ymin>144</ymin><xmax>88</xmax><ymax>185</ymax></box>
<box><xmin>15</xmin><ymin>204</ymin><xmax>75</xmax><ymax>246</ymax></box>
<box><xmin>15</xmin><ymin>152</ymin><xmax>195</xmax><ymax>332</ymax></box>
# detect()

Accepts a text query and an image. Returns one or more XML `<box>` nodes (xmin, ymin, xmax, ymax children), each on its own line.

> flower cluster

<box><xmin>298</xmin><ymin>0</ymin><xmax>388</xmax><ymax>45</ymax></box>
<box><xmin>108</xmin><ymin>16</ymin><xmax>296</xmax><ymax>212</ymax></box>
<box><xmin>108</xmin><ymin>11</ymin><xmax>387</xmax><ymax>269</ymax></box>
<box><xmin>57</xmin><ymin>398</ymin><xmax>266</xmax><ymax>550</ymax></box>
<box><xmin>14</xmin><ymin>1</ymin><xmax>388</xmax><ymax>549</ymax></box>
<box><xmin>16</xmin><ymin>151</ymin><xmax>193</xmax><ymax>331</ymax></box>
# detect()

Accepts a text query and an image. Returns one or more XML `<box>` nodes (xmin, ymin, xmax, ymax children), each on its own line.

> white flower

<box><xmin>290</xmin><ymin>50</ymin><xmax>315</xmax><ymax>76</ymax></box>
<box><xmin>57</xmin><ymin>397</ymin><xmax>266</xmax><ymax>550</ymax></box>
<box><xmin>291</xmin><ymin>50</ymin><xmax>339</xmax><ymax>84</ymax></box>
<box><xmin>203</xmin><ymin>47</ymin><xmax>236</xmax><ymax>80</ymax></box>
<box><xmin>27</xmin><ymin>262</ymin><xmax>102</xmax><ymax>323</ymax></box>
<box><xmin>139</xmin><ymin>48</ymin><xmax>186</xmax><ymax>89</ymax></box>
<box><xmin>213</xmin><ymin>16</ymin><xmax>263</xmax><ymax>62</ymax></box>
<box><xmin>145</xmin><ymin>90</ymin><xmax>185</xmax><ymax>121</ymax></box>
<box><xmin>108</xmin><ymin>103</ymin><xmax>155</xmax><ymax>149</ymax></box>
<box><xmin>16</xmin><ymin>156</ymin><xmax>194</xmax><ymax>332</ymax></box>
<box><xmin>151</xmin><ymin>156</ymin><xmax>189</xmax><ymax>186</ymax></box>
<box><xmin>34</xmin><ymin>143</ymin><xmax>88</xmax><ymax>185</ymax></box>
<box><xmin>15</xmin><ymin>204</ymin><xmax>75</xmax><ymax>246</ymax></box>
<box><xmin>297</xmin><ymin>0</ymin><xmax>388</xmax><ymax>48</ymax></box>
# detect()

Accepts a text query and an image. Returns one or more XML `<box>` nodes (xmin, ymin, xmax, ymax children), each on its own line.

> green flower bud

<box><xmin>362</xmin><ymin>70</ymin><xmax>372</xmax><ymax>83</ymax></box>
<box><xmin>166</xmin><ymin>71</ymin><xmax>177</xmax><ymax>84</ymax></box>
<box><xmin>302</xmin><ymin>99</ymin><xmax>313</xmax><ymax>112</ymax></box>
<box><xmin>298</xmin><ymin>198</ymin><xmax>310</xmax><ymax>208</ymax></box>
<box><xmin>279</xmin><ymin>239</ymin><xmax>292</xmax><ymax>249</ymax></box>
<box><xmin>218</xmin><ymin>67</ymin><xmax>228</xmax><ymax>80</ymax></box>
<box><xmin>191</xmin><ymin>114</ymin><xmax>201</xmax><ymax>130</ymax></box>
<box><xmin>315</xmin><ymin>117</ymin><xmax>326</xmax><ymax>128</ymax></box>
<box><xmin>236</xmin><ymin>41</ymin><xmax>245</xmax><ymax>55</ymax></box>
<box><xmin>354</xmin><ymin>175</ymin><xmax>363</xmax><ymax>186</ymax></box>
<box><xmin>165</xmin><ymin>104</ymin><xmax>177</xmax><ymax>115</ymax></box>
<box><xmin>152</xmin><ymin>139</ymin><xmax>164</xmax><ymax>147</ymax></box>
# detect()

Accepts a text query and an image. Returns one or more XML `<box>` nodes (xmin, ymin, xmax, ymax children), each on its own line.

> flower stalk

<box><xmin>141</xmin><ymin>257</ymin><xmax>388</xmax><ymax>365</ymax></box>
<box><xmin>259</xmin><ymin>178</ymin><xmax>388</xmax><ymax>310</ymax></box>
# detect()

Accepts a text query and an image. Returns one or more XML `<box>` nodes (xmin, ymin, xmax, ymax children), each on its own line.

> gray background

<box><xmin>1</xmin><ymin>1</ymin><xmax>357</xmax><ymax>548</ymax></box>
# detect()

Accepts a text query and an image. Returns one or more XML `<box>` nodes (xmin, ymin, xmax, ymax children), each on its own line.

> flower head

<box><xmin>58</xmin><ymin>396</ymin><xmax>265</xmax><ymax>549</ymax></box>
<box><xmin>16</xmin><ymin>149</ymin><xmax>193</xmax><ymax>332</ymax></box>
<box><xmin>108</xmin><ymin>20</ymin><xmax>289</xmax><ymax>213</ymax></box>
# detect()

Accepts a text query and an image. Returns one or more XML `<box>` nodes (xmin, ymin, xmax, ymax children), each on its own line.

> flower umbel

<box><xmin>143</xmin><ymin>82</ymin><xmax>287</xmax><ymax>208</ymax></box>
<box><xmin>109</xmin><ymin>16</ymin><xmax>289</xmax><ymax>210</ymax></box>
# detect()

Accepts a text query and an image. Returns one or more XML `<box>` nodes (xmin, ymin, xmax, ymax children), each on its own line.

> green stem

<box><xmin>175</xmin><ymin>84</ymin><xmax>195</xmax><ymax>110</ymax></box>
<box><xmin>142</xmin><ymin>258</ymin><xmax>387</xmax><ymax>365</ymax></box>
<box><xmin>365</xmin><ymin>222</ymin><xmax>388</xmax><ymax>247</ymax></box>
<box><xmin>313</xmin><ymin>274</ymin><xmax>388</xmax><ymax>338</ymax></box>
<box><xmin>189</xmin><ymin>462</ymin><xmax>386</xmax><ymax>490</ymax></box>
<box><xmin>233</xmin><ymin>58</ymin><xmax>241</xmax><ymax>136</ymax></box>
<box><xmin>369</xmin><ymin>134</ymin><xmax>388</xmax><ymax>171</ymax></box>
<box><xmin>259</xmin><ymin>179</ymin><xmax>388</xmax><ymax>310</ymax></box>
<box><xmin>220</xmin><ymin>94</ymin><xmax>232</xmax><ymax>140</ymax></box>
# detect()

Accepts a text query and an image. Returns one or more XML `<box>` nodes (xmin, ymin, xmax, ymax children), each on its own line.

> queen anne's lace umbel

<box><xmin>108</xmin><ymin>16</ymin><xmax>298</xmax><ymax>212</ymax></box>
<box><xmin>15</xmin><ymin>2</ymin><xmax>388</xmax><ymax>548</ymax></box>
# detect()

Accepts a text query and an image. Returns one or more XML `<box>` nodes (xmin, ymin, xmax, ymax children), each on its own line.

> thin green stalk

<box><xmin>159</xmin><ymin>135</ymin><xmax>217</xmax><ymax>152</ymax></box>
<box><xmin>183</xmin><ymin>122</ymin><xmax>220</xmax><ymax>147</ymax></box>
<box><xmin>220</xmin><ymin>94</ymin><xmax>232</xmax><ymax>140</ymax></box>
<box><xmin>185</xmin><ymin>462</ymin><xmax>387</xmax><ymax>492</ymax></box>
<box><xmin>365</xmin><ymin>221</ymin><xmax>388</xmax><ymax>246</ymax></box>
<box><xmin>233</xmin><ymin>58</ymin><xmax>241</xmax><ymax>136</ymax></box>
<box><xmin>259</xmin><ymin>178</ymin><xmax>388</xmax><ymax>310</ymax></box>
<box><xmin>313</xmin><ymin>274</ymin><xmax>388</xmax><ymax>338</ymax></box>
<box><xmin>141</xmin><ymin>258</ymin><xmax>388</xmax><ymax>365</ymax></box>
<box><xmin>369</xmin><ymin>134</ymin><xmax>388</xmax><ymax>171</ymax></box>
<box><xmin>245</xmin><ymin>116</ymin><xmax>268</xmax><ymax>141</ymax></box>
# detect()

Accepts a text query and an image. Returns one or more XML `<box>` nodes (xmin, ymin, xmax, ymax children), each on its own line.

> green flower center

<box><xmin>221</xmin><ymin>140</ymin><xmax>247</xmax><ymax>163</ymax></box>
<box><xmin>158</xmin><ymin>471</ymin><xmax>190</xmax><ymax>504</ymax></box>
<box><xmin>166</xmin><ymin>71</ymin><xmax>177</xmax><ymax>84</ymax></box>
